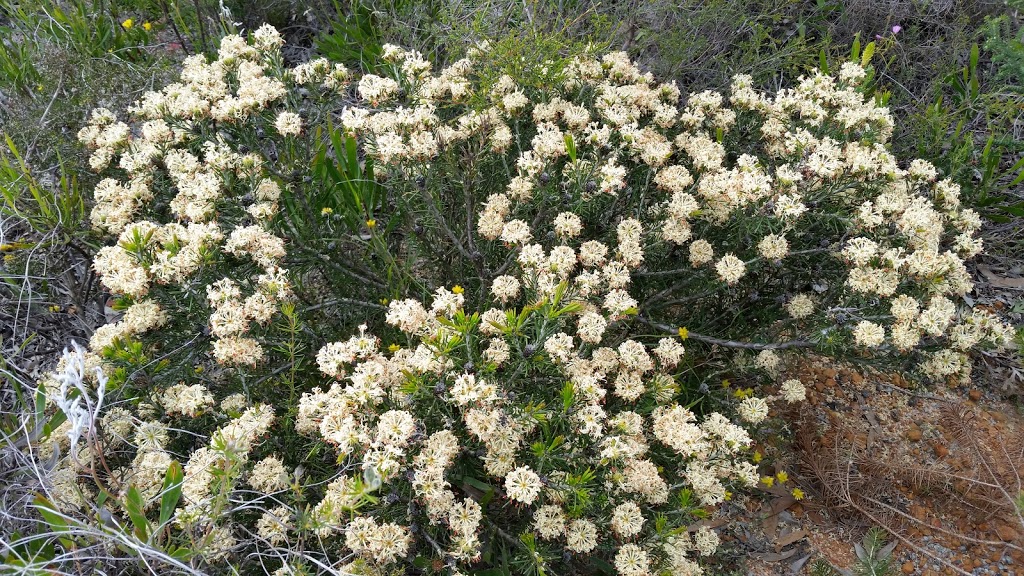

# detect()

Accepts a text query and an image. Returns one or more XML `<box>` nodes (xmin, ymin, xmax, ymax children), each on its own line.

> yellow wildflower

<box><xmin>143</xmin><ymin>21</ymin><xmax>152</xmax><ymax>31</ymax></box>
<box><xmin>733</xmin><ymin>387</ymin><xmax>754</xmax><ymax>399</ymax></box>
<box><xmin>122</xmin><ymin>18</ymin><xmax>133</xmax><ymax>29</ymax></box>
<box><xmin>388</xmin><ymin>344</ymin><xmax>400</xmax><ymax>353</ymax></box>
<box><xmin>321</xmin><ymin>207</ymin><xmax>333</xmax><ymax>216</ymax></box>
<box><xmin>678</xmin><ymin>327</ymin><xmax>689</xmax><ymax>340</ymax></box>
<box><xmin>366</xmin><ymin>219</ymin><xmax>376</xmax><ymax>229</ymax></box>
<box><xmin>452</xmin><ymin>285</ymin><xmax>464</xmax><ymax>295</ymax></box>
<box><xmin>752</xmin><ymin>451</ymin><xmax>762</xmax><ymax>463</ymax></box>
<box><xmin>775</xmin><ymin>471</ymin><xmax>789</xmax><ymax>483</ymax></box>
<box><xmin>761</xmin><ymin>476</ymin><xmax>774</xmax><ymax>487</ymax></box>
<box><xmin>791</xmin><ymin>488</ymin><xmax>805</xmax><ymax>500</ymax></box>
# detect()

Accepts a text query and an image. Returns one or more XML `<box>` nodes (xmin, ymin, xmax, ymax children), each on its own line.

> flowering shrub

<box><xmin>23</xmin><ymin>24</ymin><xmax>1014</xmax><ymax>576</ymax></box>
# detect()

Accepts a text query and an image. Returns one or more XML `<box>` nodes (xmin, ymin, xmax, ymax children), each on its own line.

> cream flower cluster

<box><xmin>160</xmin><ymin>383</ymin><xmax>214</xmax><ymax>417</ymax></box>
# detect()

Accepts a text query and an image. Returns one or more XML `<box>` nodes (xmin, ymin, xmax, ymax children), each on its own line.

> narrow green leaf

<box><xmin>34</xmin><ymin>385</ymin><xmax>46</xmax><ymax>423</ymax></box>
<box><xmin>124</xmin><ymin>486</ymin><xmax>150</xmax><ymax>540</ymax></box>
<box><xmin>463</xmin><ymin>476</ymin><xmax>495</xmax><ymax>495</ymax></box>
<box><xmin>1007</xmin><ymin>157</ymin><xmax>1024</xmax><ymax>187</ymax></box>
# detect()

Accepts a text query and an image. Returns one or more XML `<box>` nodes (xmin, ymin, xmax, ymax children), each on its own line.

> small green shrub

<box><xmin>983</xmin><ymin>3</ymin><xmax>1024</xmax><ymax>87</ymax></box>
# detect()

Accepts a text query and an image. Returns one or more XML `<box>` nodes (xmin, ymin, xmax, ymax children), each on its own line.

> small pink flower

<box><xmin>892</xmin><ymin>25</ymin><xmax>902</xmax><ymax>34</ymax></box>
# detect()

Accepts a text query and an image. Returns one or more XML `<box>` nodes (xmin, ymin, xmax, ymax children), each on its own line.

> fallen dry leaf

<box><xmin>777</xmin><ymin>528</ymin><xmax>808</xmax><ymax>549</ymax></box>
<box><xmin>978</xmin><ymin>265</ymin><xmax>1024</xmax><ymax>289</ymax></box>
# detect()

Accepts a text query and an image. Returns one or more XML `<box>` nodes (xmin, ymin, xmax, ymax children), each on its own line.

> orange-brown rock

<box><xmin>996</xmin><ymin>523</ymin><xmax>1018</xmax><ymax>542</ymax></box>
<box><xmin>910</xmin><ymin>504</ymin><xmax>928</xmax><ymax>520</ymax></box>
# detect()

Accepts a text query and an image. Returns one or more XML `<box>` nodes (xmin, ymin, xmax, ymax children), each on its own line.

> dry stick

<box><xmin>297</xmin><ymin>248</ymin><xmax>386</xmax><ymax>289</ymax></box>
<box><xmin>850</xmin><ymin>498</ymin><xmax>974</xmax><ymax>576</ymax></box>
<box><xmin>866</xmin><ymin>462</ymin><xmax>1006</xmax><ymax>492</ymax></box>
<box><xmin>158</xmin><ymin>0</ymin><xmax>190</xmax><ymax>55</ymax></box>
<box><xmin>967</xmin><ymin>421</ymin><xmax>1024</xmax><ymax>531</ymax></box>
<box><xmin>875</xmin><ymin>382</ymin><xmax>952</xmax><ymax>402</ymax></box>
<box><xmin>303</xmin><ymin>297</ymin><xmax>387</xmax><ymax>313</ymax></box>
<box><xmin>858</xmin><ymin>492</ymin><xmax>1023</xmax><ymax>554</ymax></box>
<box><xmin>26</xmin><ymin>76</ymin><xmax>64</xmax><ymax>159</ymax></box>
<box><xmin>190</xmin><ymin>0</ymin><xmax>209</xmax><ymax>54</ymax></box>
<box><xmin>420</xmin><ymin>527</ymin><xmax>448</xmax><ymax>560</ymax></box>
<box><xmin>487</xmin><ymin>518</ymin><xmax>522</xmax><ymax>548</ymax></box>
<box><xmin>641</xmin><ymin>317</ymin><xmax>814</xmax><ymax>350</ymax></box>
<box><xmin>416</xmin><ymin>183</ymin><xmax>477</xmax><ymax>270</ymax></box>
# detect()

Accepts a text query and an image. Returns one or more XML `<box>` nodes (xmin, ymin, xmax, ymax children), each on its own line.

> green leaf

<box><xmin>860</xmin><ymin>41</ymin><xmax>876</xmax><ymax>68</ymax></box>
<box><xmin>166</xmin><ymin>545</ymin><xmax>192</xmax><ymax>561</ymax></box>
<box><xmin>463</xmin><ymin>476</ymin><xmax>496</xmax><ymax>506</ymax></box>
<box><xmin>851</xmin><ymin>34</ymin><xmax>861</xmax><ymax>60</ymax></box>
<box><xmin>34</xmin><ymin>385</ymin><xmax>46</xmax><ymax>424</ymax></box>
<box><xmin>591</xmin><ymin>557</ymin><xmax>616</xmax><ymax>574</ymax></box>
<box><xmin>1007</xmin><ymin>156</ymin><xmax>1024</xmax><ymax>187</ymax></box>
<box><xmin>561</xmin><ymin>381</ymin><xmax>575</xmax><ymax>413</ymax></box>
<box><xmin>33</xmin><ymin>495</ymin><xmax>68</xmax><ymax>531</ymax></box>
<box><xmin>43</xmin><ymin>409</ymin><xmax>67</xmax><ymax>440</ymax></box>
<box><xmin>124</xmin><ymin>486</ymin><xmax>150</xmax><ymax>540</ymax></box>
<box><xmin>159</xmin><ymin>461</ymin><xmax>183</xmax><ymax>528</ymax></box>
<box><xmin>998</xmin><ymin>202</ymin><xmax>1024</xmax><ymax>217</ymax></box>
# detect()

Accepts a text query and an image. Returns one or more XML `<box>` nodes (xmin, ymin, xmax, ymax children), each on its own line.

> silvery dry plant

<box><xmin>6</xmin><ymin>23</ymin><xmax>1013</xmax><ymax>576</ymax></box>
